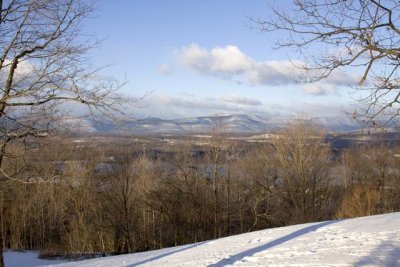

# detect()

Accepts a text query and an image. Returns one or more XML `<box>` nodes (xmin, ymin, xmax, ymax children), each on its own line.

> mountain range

<box><xmin>76</xmin><ymin>114</ymin><xmax>361</xmax><ymax>135</ymax></box>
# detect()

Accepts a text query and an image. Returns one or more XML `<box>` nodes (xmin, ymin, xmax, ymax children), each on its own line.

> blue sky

<box><xmin>84</xmin><ymin>0</ymin><xmax>356</xmax><ymax>119</ymax></box>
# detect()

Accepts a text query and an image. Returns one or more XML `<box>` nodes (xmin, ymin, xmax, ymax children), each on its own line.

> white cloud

<box><xmin>0</xmin><ymin>59</ymin><xmax>34</xmax><ymax>79</ymax></box>
<box><xmin>209</xmin><ymin>45</ymin><xmax>253</xmax><ymax>74</ymax></box>
<box><xmin>133</xmin><ymin>93</ymin><xmax>270</xmax><ymax>119</ymax></box>
<box><xmin>176</xmin><ymin>44</ymin><xmax>362</xmax><ymax>94</ymax></box>
<box><xmin>220</xmin><ymin>95</ymin><xmax>262</xmax><ymax>106</ymax></box>
<box><xmin>247</xmin><ymin>60</ymin><xmax>303</xmax><ymax>86</ymax></box>
<box><xmin>325</xmin><ymin>71</ymin><xmax>360</xmax><ymax>87</ymax></box>
<box><xmin>178</xmin><ymin>44</ymin><xmax>252</xmax><ymax>78</ymax></box>
<box><xmin>303</xmin><ymin>84</ymin><xmax>337</xmax><ymax>95</ymax></box>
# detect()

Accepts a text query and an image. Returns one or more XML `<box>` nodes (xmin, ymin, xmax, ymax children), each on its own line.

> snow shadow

<box><xmin>354</xmin><ymin>242</ymin><xmax>400</xmax><ymax>266</ymax></box>
<box><xmin>208</xmin><ymin>220</ymin><xmax>338</xmax><ymax>267</ymax></box>
<box><xmin>127</xmin><ymin>241</ymin><xmax>207</xmax><ymax>267</ymax></box>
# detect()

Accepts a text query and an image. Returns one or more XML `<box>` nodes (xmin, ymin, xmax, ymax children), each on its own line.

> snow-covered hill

<box><xmin>43</xmin><ymin>212</ymin><xmax>400</xmax><ymax>267</ymax></box>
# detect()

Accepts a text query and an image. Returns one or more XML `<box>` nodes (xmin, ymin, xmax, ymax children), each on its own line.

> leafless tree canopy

<box><xmin>0</xmin><ymin>0</ymin><xmax>125</xmax><ymax>152</ymax></box>
<box><xmin>0</xmin><ymin>1</ymin><xmax>127</xmax><ymax>265</ymax></box>
<box><xmin>254</xmin><ymin>0</ymin><xmax>400</xmax><ymax>125</ymax></box>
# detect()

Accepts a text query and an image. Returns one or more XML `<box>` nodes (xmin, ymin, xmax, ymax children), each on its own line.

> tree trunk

<box><xmin>0</xmin><ymin>150</ymin><xmax>5</xmax><ymax>267</ymax></box>
<box><xmin>0</xmin><ymin>218</ymin><xmax>3</xmax><ymax>267</ymax></box>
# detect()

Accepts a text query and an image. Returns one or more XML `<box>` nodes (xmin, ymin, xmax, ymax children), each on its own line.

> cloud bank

<box><xmin>130</xmin><ymin>93</ymin><xmax>344</xmax><ymax>120</ymax></box>
<box><xmin>176</xmin><ymin>44</ymin><xmax>361</xmax><ymax>95</ymax></box>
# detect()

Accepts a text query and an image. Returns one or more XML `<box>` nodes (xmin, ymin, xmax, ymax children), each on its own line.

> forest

<box><xmin>1</xmin><ymin>120</ymin><xmax>399</xmax><ymax>259</ymax></box>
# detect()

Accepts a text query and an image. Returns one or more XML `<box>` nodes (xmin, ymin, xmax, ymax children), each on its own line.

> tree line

<box><xmin>1</xmin><ymin>120</ymin><xmax>399</xmax><ymax>259</ymax></box>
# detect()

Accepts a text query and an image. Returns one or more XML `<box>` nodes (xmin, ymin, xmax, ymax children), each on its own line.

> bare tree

<box><xmin>0</xmin><ymin>1</ymin><xmax>126</xmax><ymax>265</ymax></box>
<box><xmin>338</xmin><ymin>139</ymin><xmax>399</xmax><ymax>217</ymax></box>
<box><xmin>271</xmin><ymin>119</ymin><xmax>332</xmax><ymax>223</ymax></box>
<box><xmin>254</xmin><ymin>0</ymin><xmax>400</xmax><ymax>124</ymax></box>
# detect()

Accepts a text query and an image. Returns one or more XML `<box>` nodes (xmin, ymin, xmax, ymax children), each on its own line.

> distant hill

<box><xmin>74</xmin><ymin>114</ymin><xmax>361</xmax><ymax>135</ymax></box>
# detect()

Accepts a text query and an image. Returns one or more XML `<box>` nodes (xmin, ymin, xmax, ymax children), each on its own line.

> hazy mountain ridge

<box><xmin>79</xmin><ymin>114</ymin><xmax>361</xmax><ymax>134</ymax></box>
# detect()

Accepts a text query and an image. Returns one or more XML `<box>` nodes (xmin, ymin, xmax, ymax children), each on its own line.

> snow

<box><xmin>4</xmin><ymin>251</ymin><xmax>68</xmax><ymax>267</ymax></box>
<box><xmin>10</xmin><ymin>212</ymin><xmax>400</xmax><ymax>266</ymax></box>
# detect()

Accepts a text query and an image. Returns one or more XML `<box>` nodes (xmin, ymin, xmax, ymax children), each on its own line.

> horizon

<box><xmin>82</xmin><ymin>0</ymin><xmax>358</xmax><ymax>120</ymax></box>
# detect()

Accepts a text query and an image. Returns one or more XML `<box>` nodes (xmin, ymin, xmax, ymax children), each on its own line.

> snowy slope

<box><xmin>44</xmin><ymin>212</ymin><xmax>400</xmax><ymax>267</ymax></box>
<box><xmin>4</xmin><ymin>251</ymin><xmax>68</xmax><ymax>267</ymax></box>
